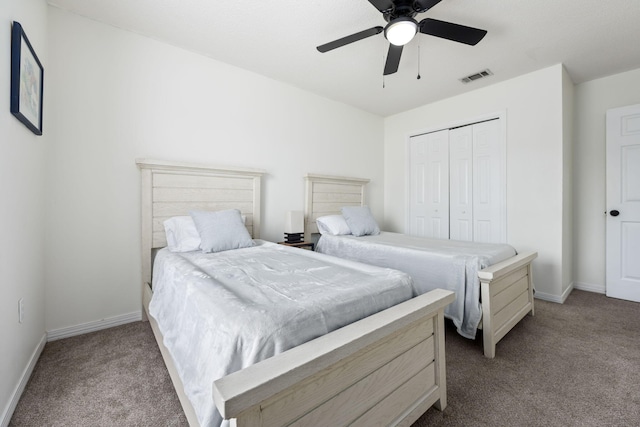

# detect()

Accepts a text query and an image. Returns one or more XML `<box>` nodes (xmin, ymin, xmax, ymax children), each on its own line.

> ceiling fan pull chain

<box><xmin>417</xmin><ymin>41</ymin><xmax>421</xmax><ymax>80</ymax></box>
<box><xmin>382</xmin><ymin>51</ymin><xmax>386</xmax><ymax>88</ymax></box>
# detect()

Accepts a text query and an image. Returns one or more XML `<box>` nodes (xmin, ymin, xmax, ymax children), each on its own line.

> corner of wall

<box><xmin>562</xmin><ymin>64</ymin><xmax>575</xmax><ymax>296</ymax></box>
<box><xmin>0</xmin><ymin>1</ymin><xmax>49</xmax><ymax>423</ymax></box>
<box><xmin>0</xmin><ymin>333</ymin><xmax>46</xmax><ymax>427</ymax></box>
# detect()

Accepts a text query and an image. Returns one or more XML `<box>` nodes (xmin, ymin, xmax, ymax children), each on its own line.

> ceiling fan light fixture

<box><xmin>385</xmin><ymin>17</ymin><xmax>418</xmax><ymax>46</ymax></box>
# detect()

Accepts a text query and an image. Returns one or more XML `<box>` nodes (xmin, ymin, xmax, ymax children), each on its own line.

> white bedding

<box><xmin>149</xmin><ymin>240</ymin><xmax>415</xmax><ymax>427</ymax></box>
<box><xmin>316</xmin><ymin>232</ymin><xmax>516</xmax><ymax>339</ymax></box>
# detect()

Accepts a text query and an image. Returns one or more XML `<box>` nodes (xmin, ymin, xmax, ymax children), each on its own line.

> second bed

<box><xmin>304</xmin><ymin>174</ymin><xmax>538</xmax><ymax>358</ymax></box>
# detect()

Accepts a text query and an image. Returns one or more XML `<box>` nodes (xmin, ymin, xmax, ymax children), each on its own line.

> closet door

<box><xmin>408</xmin><ymin>117</ymin><xmax>506</xmax><ymax>243</ymax></box>
<box><xmin>449</xmin><ymin>126</ymin><xmax>474</xmax><ymax>241</ymax></box>
<box><xmin>409</xmin><ymin>130</ymin><xmax>449</xmax><ymax>238</ymax></box>
<box><xmin>472</xmin><ymin>119</ymin><xmax>505</xmax><ymax>243</ymax></box>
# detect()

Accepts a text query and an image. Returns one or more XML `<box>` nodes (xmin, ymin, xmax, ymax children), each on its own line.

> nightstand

<box><xmin>278</xmin><ymin>241</ymin><xmax>315</xmax><ymax>251</ymax></box>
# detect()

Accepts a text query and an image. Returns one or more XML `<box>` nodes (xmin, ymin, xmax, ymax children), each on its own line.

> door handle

<box><xmin>610</xmin><ymin>210</ymin><xmax>620</xmax><ymax>217</ymax></box>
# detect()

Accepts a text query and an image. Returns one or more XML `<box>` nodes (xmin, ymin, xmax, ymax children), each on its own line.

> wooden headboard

<box><xmin>304</xmin><ymin>174</ymin><xmax>369</xmax><ymax>241</ymax></box>
<box><xmin>136</xmin><ymin>158</ymin><xmax>265</xmax><ymax>286</ymax></box>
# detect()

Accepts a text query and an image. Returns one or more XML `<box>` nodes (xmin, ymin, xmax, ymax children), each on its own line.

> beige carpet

<box><xmin>10</xmin><ymin>290</ymin><xmax>640</xmax><ymax>426</ymax></box>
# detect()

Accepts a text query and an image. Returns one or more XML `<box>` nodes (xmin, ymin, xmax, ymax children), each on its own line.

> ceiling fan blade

<box><xmin>383</xmin><ymin>44</ymin><xmax>403</xmax><ymax>75</ymax></box>
<box><xmin>419</xmin><ymin>18</ymin><xmax>487</xmax><ymax>45</ymax></box>
<box><xmin>414</xmin><ymin>0</ymin><xmax>443</xmax><ymax>12</ymax></box>
<box><xmin>367</xmin><ymin>0</ymin><xmax>394</xmax><ymax>13</ymax></box>
<box><xmin>317</xmin><ymin>26</ymin><xmax>384</xmax><ymax>53</ymax></box>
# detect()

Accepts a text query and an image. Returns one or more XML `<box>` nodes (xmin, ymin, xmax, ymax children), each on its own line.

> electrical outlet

<box><xmin>18</xmin><ymin>298</ymin><xmax>24</xmax><ymax>323</ymax></box>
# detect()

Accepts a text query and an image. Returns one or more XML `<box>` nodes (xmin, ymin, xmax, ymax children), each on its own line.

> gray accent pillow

<box><xmin>189</xmin><ymin>209</ymin><xmax>254</xmax><ymax>253</ymax></box>
<box><xmin>341</xmin><ymin>206</ymin><xmax>380</xmax><ymax>237</ymax></box>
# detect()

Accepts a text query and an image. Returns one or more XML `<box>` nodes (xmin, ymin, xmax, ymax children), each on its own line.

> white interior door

<box><xmin>409</xmin><ymin>130</ymin><xmax>449</xmax><ymax>238</ymax></box>
<box><xmin>606</xmin><ymin>103</ymin><xmax>640</xmax><ymax>302</ymax></box>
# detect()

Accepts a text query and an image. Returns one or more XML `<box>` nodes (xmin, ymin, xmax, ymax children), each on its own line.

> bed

<box><xmin>136</xmin><ymin>159</ymin><xmax>455</xmax><ymax>427</ymax></box>
<box><xmin>304</xmin><ymin>174</ymin><xmax>537</xmax><ymax>359</ymax></box>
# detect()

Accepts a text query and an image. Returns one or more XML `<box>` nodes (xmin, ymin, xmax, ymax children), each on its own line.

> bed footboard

<box><xmin>478</xmin><ymin>251</ymin><xmax>537</xmax><ymax>358</ymax></box>
<box><xmin>213</xmin><ymin>289</ymin><xmax>455</xmax><ymax>427</ymax></box>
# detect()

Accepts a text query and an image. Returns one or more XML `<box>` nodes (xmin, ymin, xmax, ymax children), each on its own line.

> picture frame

<box><xmin>10</xmin><ymin>21</ymin><xmax>44</xmax><ymax>135</ymax></box>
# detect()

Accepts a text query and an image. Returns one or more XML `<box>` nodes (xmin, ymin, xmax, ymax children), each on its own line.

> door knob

<box><xmin>610</xmin><ymin>210</ymin><xmax>620</xmax><ymax>217</ymax></box>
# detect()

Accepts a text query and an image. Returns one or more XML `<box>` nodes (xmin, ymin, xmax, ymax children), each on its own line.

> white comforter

<box><xmin>150</xmin><ymin>241</ymin><xmax>415</xmax><ymax>427</ymax></box>
<box><xmin>316</xmin><ymin>232</ymin><xmax>516</xmax><ymax>339</ymax></box>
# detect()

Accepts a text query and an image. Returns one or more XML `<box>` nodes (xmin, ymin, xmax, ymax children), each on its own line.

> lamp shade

<box><xmin>284</xmin><ymin>210</ymin><xmax>304</xmax><ymax>234</ymax></box>
<box><xmin>385</xmin><ymin>17</ymin><xmax>417</xmax><ymax>46</ymax></box>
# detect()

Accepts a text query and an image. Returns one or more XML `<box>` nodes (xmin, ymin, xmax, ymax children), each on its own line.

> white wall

<box><xmin>44</xmin><ymin>7</ymin><xmax>385</xmax><ymax>334</ymax></box>
<box><xmin>0</xmin><ymin>0</ymin><xmax>48</xmax><ymax>425</ymax></box>
<box><xmin>383</xmin><ymin>64</ymin><xmax>569</xmax><ymax>301</ymax></box>
<box><xmin>573</xmin><ymin>68</ymin><xmax>640</xmax><ymax>293</ymax></box>
<box><xmin>2</xmin><ymin>0</ymin><xmax>637</xmax><ymax>421</ymax></box>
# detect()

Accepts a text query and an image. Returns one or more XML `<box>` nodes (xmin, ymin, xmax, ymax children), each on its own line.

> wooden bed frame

<box><xmin>304</xmin><ymin>173</ymin><xmax>537</xmax><ymax>359</ymax></box>
<box><xmin>136</xmin><ymin>159</ymin><xmax>455</xmax><ymax>427</ymax></box>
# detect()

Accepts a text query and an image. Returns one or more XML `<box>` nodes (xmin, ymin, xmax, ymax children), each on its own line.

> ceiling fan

<box><xmin>316</xmin><ymin>0</ymin><xmax>487</xmax><ymax>76</ymax></box>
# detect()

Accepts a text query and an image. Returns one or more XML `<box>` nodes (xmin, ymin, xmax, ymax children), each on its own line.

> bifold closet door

<box><xmin>471</xmin><ymin>119</ymin><xmax>505</xmax><ymax>243</ymax></box>
<box><xmin>409</xmin><ymin>118</ymin><xmax>505</xmax><ymax>243</ymax></box>
<box><xmin>409</xmin><ymin>129</ymin><xmax>449</xmax><ymax>238</ymax></box>
<box><xmin>449</xmin><ymin>119</ymin><xmax>504</xmax><ymax>243</ymax></box>
<box><xmin>449</xmin><ymin>126</ymin><xmax>474</xmax><ymax>241</ymax></box>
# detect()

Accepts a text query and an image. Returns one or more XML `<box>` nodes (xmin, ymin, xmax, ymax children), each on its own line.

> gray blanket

<box><xmin>316</xmin><ymin>232</ymin><xmax>516</xmax><ymax>339</ymax></box>
<box><xmin>150</xmin><ymin>241</ymin><xmax>414</xmax><ymax>427</ymax></box>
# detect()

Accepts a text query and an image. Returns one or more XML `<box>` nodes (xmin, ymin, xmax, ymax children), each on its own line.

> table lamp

<box><xmin>284</xmin><ymin>210</ymin><xmax>304</xmax><ymax>243</ymax></box>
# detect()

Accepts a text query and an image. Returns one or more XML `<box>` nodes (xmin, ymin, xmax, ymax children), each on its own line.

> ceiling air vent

<box><xmin>460</xmin><ymin>69</ymin><xmax>493</xmax><ymax>84</ymax></box>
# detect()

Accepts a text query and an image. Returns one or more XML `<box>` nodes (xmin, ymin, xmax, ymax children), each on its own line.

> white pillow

<box><xmin>163</xmin><ymin>216</ymin><xmax>201</xmax><ymax>252</ymax></box>
<box><xmin>341</xmin><ymin>206</ymin><xmax>380</xmax><ymax>237</ymax></box>
<box><xmin>190</xmin><ymin>209</ymin><xmax>254</xmax><ymax>253</ymax></box>
<box><xmin>163</xmin><ymin>214</ymin><xmax>247</xmax><ymax>252</ymax></box>
<box><xmin>316</xmin><ymin>215</ymin><xmax>351</xmax><ymax>236</ymax></box>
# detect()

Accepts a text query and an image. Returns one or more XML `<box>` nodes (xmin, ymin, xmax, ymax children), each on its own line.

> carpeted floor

<box><xmin>10</xmin><ymin>290</ymin><xmax>640</xmax><ymax>426</ymax></box>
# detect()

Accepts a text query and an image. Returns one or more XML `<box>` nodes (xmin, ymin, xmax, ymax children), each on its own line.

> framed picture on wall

<box><xmin>10</xmin><ymin>21</ymin><xmax>44</xmax><ymax>136</ymax></box>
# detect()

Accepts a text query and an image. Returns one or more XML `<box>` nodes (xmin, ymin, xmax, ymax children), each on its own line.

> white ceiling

<box><xmin>47</xmin><ymin>0</ymin><xmax>640</xmax><ymax>117</ymax></box>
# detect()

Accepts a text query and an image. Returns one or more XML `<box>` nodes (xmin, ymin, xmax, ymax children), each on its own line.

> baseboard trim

<box><xmin>559</xmin><ymin>282</ymin><xmax>575</xmax><ymax>303</ymax></box>
<box><xmin>47</xmin><ymin>311</ymin><xmax>142</xmax><ymax>342</ymax></box>
<box><xmin>534</xmin><ymin>290</ymin><xmax>566</xmax><ymax>304</ymax></box>
<box><xmin>574</xmin><ymin>281</ymin><xmax>606</xmax><ymax>294</ymax></box>
<box><xmin>1</xmin><ymin>333</ymin><xmax>46</xmax><ymax>427</ymax></box>
<box><xmin>533</xmin><ymin>280</ymin><xmax>575</xmax><ymax>303</ymax></box>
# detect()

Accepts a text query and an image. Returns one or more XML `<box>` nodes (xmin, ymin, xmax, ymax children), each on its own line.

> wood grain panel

<box><xmin>153</xmin><ymin>173</ymin><xmax>254</xmax><ymax>190</ymax></box>
<box><xmin>351</xmin><ymin>364</ymin><xmax>436</xmax><ymax>427</ymax></box>
<box><xmin>288</xmin><ymin>339</ymin><xmax>434</xmax><ymax>427</ymax></box>
<box><xmin>492</xmin><ymin>275</ymin><xmax>529</xmax><ymax>313</ymax></box>
<box><xmin>153</xmin><ymin>201</ymin><xmax>253</xmax><ymax>217</ymax></box>
<box><xmin>312</xmin><ymin>182</ymin><xmax>363</xmax><ymax>195</ymax></box>
<box><xmin>312</xmin><ymin>192</ymin><xmax>363</xmax><ymax>203</ymax></box>
<box><xmin>312</xmin><ymin>201</ymin><xmax>360</xmax><ymax>214</ymax></box>
<box><xmin>493</xmin><ymin>290</ymin><xmax>530</xmax><ymax>328</ymax></box>
<box><xmin>259</xmin><ymin>320</ymin><xmax>434</xmax><ymax>427</ymax></box>
<box><xmin>489</xmin><ymin>265</ymin><xmax>528</xmax><ymax>297</ymax></box>
<box><xmin>153</xmin><ymin>187</ymin><xmax>253</xmax><ymax>202</ymax></box>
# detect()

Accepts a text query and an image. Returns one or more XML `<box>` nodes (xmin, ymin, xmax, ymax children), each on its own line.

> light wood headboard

<box><xmin>304</xmin><ymin>174</ymin><xmax>369</xmax><ymax>241</ymax></box>
<box><xmin>136</xmin><ymin>158</ymin><xmax>265</xmax><ymax>287</ymax></box>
